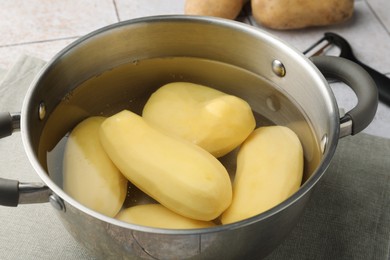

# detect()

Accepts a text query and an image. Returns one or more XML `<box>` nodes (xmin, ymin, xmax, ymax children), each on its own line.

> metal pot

<box><xmin>0</xmin><ymin>16</ymin><xmax>378</xmax><ymax>259</ymax></box>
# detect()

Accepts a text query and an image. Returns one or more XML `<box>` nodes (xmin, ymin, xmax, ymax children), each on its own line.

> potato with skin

<box><xmin>251</xmin><ymin>0</ymin><xmax>354</xmax><ymax>30</ymax></box>
<box><xmin>116</xmin><ymin>204</ymin><xmax>216</xmax><ymax>229</ymax></box>
<box><xmin>185</xmin><ymin>0</ymin><xmax>247</xmax><ymax>20</ymax></box>
<box><xmin>142</xmin><ymin>82</ymin><xmax>256</xmax><ymax>158</ymax></box>
<box><xmin>99</xmin><ymin>110</ymin><xmax>232</xmax><ymax>221</ymax></box>
<box><xmin>63</xmin><ymin>117</ymin><xmax>127</xmax><ymax>217</ymax></box>
<box><xmin>221</xmin><ymin>126</ymin><xmax>304</xmax><ymax>224</ymax></box>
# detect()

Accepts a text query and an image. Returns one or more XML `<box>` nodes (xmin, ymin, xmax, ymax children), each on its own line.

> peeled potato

<box><xmin>63</xmin><ymin>117</ymin><xmax>128</xmax><ymax>217</ymax></box>
<box><xmin>142</xmin><ymin>82</ymin><xmax>256</xmax><ymax>157</ymax></box>
<box><xmin>116</xmin><ymin>204</ymin><xmax>215</xmax><ymax>229</ymax></box>
<box><xmin>221</xmin><ymin>126</ymin><xmax>304</xmax><ymax>224</ymax></box>
<box><xmin>99</xmin><ymin>110</ymin><xmax>232</xmax><ymax>221</ymax></box>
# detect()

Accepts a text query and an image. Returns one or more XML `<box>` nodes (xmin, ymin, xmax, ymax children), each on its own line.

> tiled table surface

<box><xmin>0</xmin><ymin>0</ymin><xmax>389</xmax><ymax>72</ymax></box>
<box><xmin>0</xmin><ymin>1</ymin><xmax>389</xmax><ymax>259</ymax></box>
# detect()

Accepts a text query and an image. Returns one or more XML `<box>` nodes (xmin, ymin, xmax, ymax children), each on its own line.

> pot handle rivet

<box><xmin>320</xmin><ymin>134</ymin><xmax>328</xmax><ymax>154</ymax></box>
<box><xmin>272</xmin><ymin>60</ymin><xmax>286</xmax><ymax>77</ymax></box>
<box><xmin>49</xmin><ymin>194</ymin><xmax>66</xmax><ymax>212</ymax></box>
<box><xmin>266</xmin><ymin>95</ymin><xmax>281</xmax><ymax>112</ymax></box>
<box><xmin>38</xmin><ymin>102</ymin><xmax>46</xmax><ymax>120</ymax></box>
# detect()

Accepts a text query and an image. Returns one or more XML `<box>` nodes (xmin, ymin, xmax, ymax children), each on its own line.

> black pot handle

<box><xmin>310</xmin><ymin>56</ymin><xmax>378</xmax><ymax>137</ymax></box>
<box><xmin>0</xmin><ymin>112</ymin><xmax>50</xmax><ymax>206</ymax></box>
<box><xmin>323</xmin><ymin>32</ymin><xmax>390</xmax><ymax>105</ymax></box>
<box><xmin>0</xmin><ymin>178</ymin><xmax>19</xmax><ymax>206</ymax></box>
<box><xmin>0</xmin><ymin>177</ymin><xmax>50</xmax><ymax>206</ymax></box>
<box><xmin>0</xmin><ymin>112</ymin><xmax>20</xmax><ymax>138</ymax></box>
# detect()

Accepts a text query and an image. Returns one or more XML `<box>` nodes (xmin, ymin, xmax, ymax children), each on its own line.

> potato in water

<box><xmin>116</xmin><ymin>204</ymin><xmax>215</xmax><ymax>229</ymax></box>
<box><xmin>142</xmin><ymin>82</ymin><xmax>256</xmax><ymax>158</ymax></box>
<box><xmin>221</xmin><ymin>126</ymin><xmax>304</xmax><ymax>224</ymax></box>
<box><xmin>63</xmin><ymin>117</ymin><xmax>127</xmax><ymax>217</ymax></box>
<box><xmin>99</xmin><ymin>110</ymin><xmax>232</xmax><ymax>221</ymax></box>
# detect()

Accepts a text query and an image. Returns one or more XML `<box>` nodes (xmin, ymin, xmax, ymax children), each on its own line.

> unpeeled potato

<box><xmin>63</xmin><ymin>117</ymin><xmax>127</xmax><ymax>217</ymax></box>
<box><xmin>116</xmin><ymin>204</ymin><xmax>215</xmax><ymax>229</ymax></box>
<box><xmin>185</xmin><ymin>0</ymin><xmax>247</xmax><ymax>20</ymax></box>
<box><xmin>251</xmin><ymin>0</ymin><xmax>354</xmax><ymax>30</ymax></box>
<box><xmin>142</xmin><ymin>82</ymin><xmax>256</xmax><ymax>158</ymax></box>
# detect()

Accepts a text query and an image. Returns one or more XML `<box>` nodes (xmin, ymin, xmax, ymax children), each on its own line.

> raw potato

<box><xmin>142</xmin><ymin>82</ymin><xmax>256</xmax><ymax>158</ymax></box>
<box><xmin>251</xmin><ymin>0</ymin><xmax>354</xmax><ymax>30</ymax></box>
<box><xmin>99</xmin><ymin>110</ymin><xmax>232</xmax><ymax>221</ymax></box>
<box><xmin>185</xmin><ymin>0</ymin><xmax>247</xmax><ymax>20</ymax></box>
<box><xmin>63</xmin><ymin>117</ymin><xmax>127</xmax><ymax>217</ymax></box>
<box><xmin>116</xmin><ymin>204</ymin><xmax>215</xmax><ymax>229</ymax></box>
<box><xmin>221</xmin><ymin>126</ymin><xmax>303</xmax><ymax>224</ymax></box>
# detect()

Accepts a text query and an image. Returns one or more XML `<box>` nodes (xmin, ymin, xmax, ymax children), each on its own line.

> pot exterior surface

<box><xmin>21</xmin><ymin>16</ymin><xmax>338</xmax><ymax>259</ymax></box>
<box><xmin>56</xmin><ymin>190</ymin><xmax>311</xmax><ymax>260</ymax></box>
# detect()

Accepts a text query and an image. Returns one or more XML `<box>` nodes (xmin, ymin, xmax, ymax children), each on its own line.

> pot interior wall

<box><xmin>40</xmin><ymin>56</ymin><xmax>321</xmax><ymax>195</ymax></box>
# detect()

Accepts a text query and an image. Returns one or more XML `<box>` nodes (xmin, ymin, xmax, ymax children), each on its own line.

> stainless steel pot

<box><xmin>0</xmin><ymin>16</ymin><xmax>378</xmax><ymax>259</ymax></box>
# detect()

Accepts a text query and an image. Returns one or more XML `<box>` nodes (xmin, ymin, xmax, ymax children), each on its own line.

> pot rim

<box><xmin>21</xmin><ymin>15</ymin><xmax>339</xmax><ymax>235</ymax></box>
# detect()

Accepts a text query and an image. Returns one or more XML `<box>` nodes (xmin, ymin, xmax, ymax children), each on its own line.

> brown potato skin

<box><xmin>251</xmin><ymin>0</ymin><xmax>354</xmax><ymax>30</ymax></box>
<box><xmin>185</xmin><ymin>0</ymin><xmax>247</xmax><ymax>20</ymax></box>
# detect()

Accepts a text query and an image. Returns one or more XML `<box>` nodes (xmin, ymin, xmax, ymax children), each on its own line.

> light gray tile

<box><xmin>0</xmin><ymin>0</ymin><xmax>117</xmax><ymax>46</ymax></box>
<box><xmin>0</xmin><ymin>39</ymin><xmax>75</xmax><ymax>70</ymax></box>
<box><xmin>0</xmin><ymin>68</ymin><xmax>5</xmax><ymax>81</ymax></box>
<box><xmin>115</xmin><ymin>0</ymin><xmax>186</xmax><ymax>20</ymax></box>
<box><xmin>366</xmin><ymin>0</ymin><xmax>390</xmax><ymax>33</ymax></box>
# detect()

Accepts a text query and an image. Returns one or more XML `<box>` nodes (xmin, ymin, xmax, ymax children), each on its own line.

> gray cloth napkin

<box><xmin>265</xmin><ymin>134</ymin><xmax>390</xmax><ymax>260</ymax></box>
<box><xmin>0</xmin><ymin>55</ymin><xmax>389</xmax><ymax>260</ymax></box>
